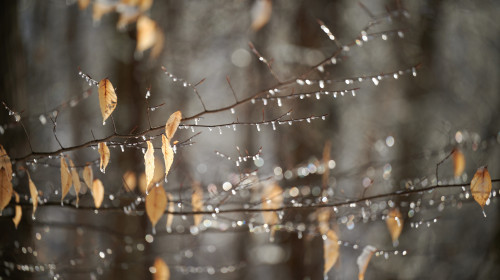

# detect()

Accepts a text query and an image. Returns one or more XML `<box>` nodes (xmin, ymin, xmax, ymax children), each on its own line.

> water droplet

<box><xmin>230</xmin><ymin>108</ymin><xmax>235</xmax><ymax>114</ymax></box>
<box><xmin>316</xmin><ymin>92</ymin><xmax>320</xmax><ymax>99</ymax></box>
<box><xmin>263</xmin><ymin>99</ymin><xmax>267</xmax><ymax>105</ymax></box>
<box><xmin>256</xmin><ymin>124</ymin><xmax>260</xmax><ymax>132</ymax></box>
<box><xmin>277</xmin><ymin>98</ymin><xmax>282</xmax><ymax>107</ymax></box>
<box><xmin>372</xmin><ymin>77</ymin><xmax>379</xmax><ymax>86</ymax></box>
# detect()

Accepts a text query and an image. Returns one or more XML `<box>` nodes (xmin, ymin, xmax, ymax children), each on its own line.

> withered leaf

<box><xmin>144</xmin><ymin>141</ymin><xmax>155</xmax><ymax>193</ymax></box>
<box><xmin>93</xmin><ymin>2</ymin><xmax>115</xmax><ymax>23</ymax></box>
<box><xmin>0</xmin><ymin>144</ymin><xmax>12</xmax><ymax>181</ymax></box>
<box><xmin>92</xmin><ymin>179</ymin><xmax>105</xmax><ymax>208</ymax></box>
<box><xmin>357</xmin><ymin>245</ymin><xmax>376</xmax><ymax>280</ymax></box>
<box><xmin>470</xmin><ymin>166</ymin><xmax>492</xmax><ymax>214</ymax></box>
<box><xmin>0</xmin><ymin>168</ymin><xmax>13</xmax><ymax>212</ymax></box>
<box><xmin>83</xmin><ymin>163</ymin><xmax>93</xmax><ymax>189</ymax></box>
<box><xmin>123</xmin><ymin>171</ymin><xmax>137</xmax><ymax>192</ymax></box>
<box><xmin>13</xmin><ymin>192</ymin><xmax>21</xmax><ymax>229</ymax></box>
<box><xmin>146</xmin><ymin>184</ymin><xmax>167</xmax><ymax>234</ymax></box>
<box><xmin>153</xmin><ymin>257</ymin><xmax>170</xmax><ymax>280</ymax></box>
<box><xmin>136</xmin><ymin>16</ymin><xmax>158</xmax><ymax>53</ymax></box>
<box><xmin>324</xmin><ymin>229</ymin><xmax>339</xmax><ymax>275</ymax></box>
<box><xmin>26</xmin><ymin>171</ymin><xmax>38</xmax><ymax>218</ymax></box>
<box><xmin>165</xmin><ymin>111</ymin><xmax>182</xmax><ymax>141</ymax></box>
<box><xmin>98</xmin><ymin>142</ymin><xmax>110</xmax><ymax>173</ymax></box>
<box><xmin>166</xmin><ymin>192</ymin><xmax>174</xmax><ymax>232</ymax></box>
<box><xmin>192</xmin><ymin>181</ymin><xmax>204</xmax><ymax>227</ymax></box>
<box><xmin>452</xmin><ymin>148</ymin><xmax>465</xmax><ymax>178</ymax></box>
<box><xmin>386</xmin><ymin>208</ymin><xmax>403</xmax><ymax>246</ymax></box>
<box><xmin>161</xmin><ymin>135</ymin><xmax>174</xmax><ymax>182</ymax></box>
<box><xmin>262</xmin><ymin>183</ymin><xmax>283</xmax><ymax>226</ymax></box>
<box><xmin>250</xmin><ymin>0</ymin><xmax>272</xmax><ymax>31</ymax></box>
<box><xmin>69</xmin><ymin>159</ymin><xmax>81</xmax><ymax>207</ymax></box>
<box><xmin>98</xmin><ymin>78</ymin><xmax>118</xmax><ymax>124</ymax></box>
<box><xmin>78</xmin><ymin>0</ymin><xmax>90</xmax><ymax>10</ymax></box>
<box><xmin>60</xmin><ymin>156</ymin><xmax>72</xmax><ymax>204</ymax></box>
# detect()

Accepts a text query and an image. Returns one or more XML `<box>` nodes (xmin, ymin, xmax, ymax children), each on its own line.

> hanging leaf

<box><xmin>136</xmin><ymin>16</ymin><xmax>158</xmax><ymax>53</ymax></box>
<box><xmin>92</xmin><ymin>179</ymin><xmax>105</xmax><ymax>208</ymax></box>
<box><xmin>13</xmin><ymin>192</ymin><xmax>21</xmax><ymax>229</ymax></box>
<box><xmin>192</xmin><ymin>181</ymin><xmax>204</xmax><ymax>226</ymax></box>
<box><xmin>98</xmin><ymin>78</ymin><xmax>118</xmax><ymax>125</ymax></box>
<box><xmin>83</xmin><ymin>163</ymin><xmax>93</xmax><ymax>189</ymax></box>
<box><xmin>98</xmin><ymin>142</ymin><xmax>110</xmax><ymax>173</ymax></box>
<box><xmin>93</xmin><ymin>2</ymin><xmax>115</xmax><ymax>23</ymax></box>
<box><xmin>60</xmin><ymin>156</ymin><xmax>72</xmax><ymax>204</ymax></box>
<box><xmin>357</xmin><ymin>245</ymin><xmax>376</xmax><ymax>280</ymax></box>
<box><xmin>153</xmin><ymin>257</ymin><xmax>170</xmax><ymax>280</ymax></box>
<box><xmin>78</xmin><ymin>0</ymin><xmax>90</xmax><ymax>10</ymax></box>
<box><xmin>386</xmin><ymin>208</ymin><xmax>403</xmax><ymax>246</ymax></box>
<box><xmin>123</xmin><ymin>171</ymin><xmax>137</xmax><ymax>192</ymax></box>
<box><xmin>324</xmin><ymin>229</ymin><xmax>340</xmax><ymax>276</ymax></box>
<box><xmin>144</xmin><ymin>141</ymin><xmax>155</xmax><ymax>194</ymax></box>
<box><xmin>261</xmin><ymin>183</ymin><xmax>283</xmax><ymax>226</ymax></box>
<box><xmin>452</xmin><ymin>148</ymin><xmax>465</xmax><ymax>178</ymax></box>
<box><xmin>166</xmin><ymin>192</ymin><xmax>174</xmax><ymax>233</ymax></box>
<box><xmin>470</xmin><ymin>166</ymin><xmax>492</xmax><ymax>215</ymax></box>
<box><xmin>146</xmin><ymin>184</ymin><xmax>167</xmax><ymax>234</ymax></box>
<box><xmin>250</xmin><ymin>0</ymin><xmax>272</xmax><ymax>31</ymax></box>
<box><xmin>26</xmin><ymin>171</ymin><xmax>38</xmax><ymax>218</ymax></box>
<box><xmin>0</xmin><ymin>168</ymin><xmax>13</xmax><ymax>212</ymax></box>
<box><xmin>69</xmin><ymin>159</ymin><xmax>82</xmax><ymax>207</ymax></box>
<box><xmin>0</xmin><ymin>144</ymin><xmax>12</xmax><ymax>180</ymax></box>
<box><xmin>161</xmin><ymin>135</ymin><xmax>174</xmax><ymax>182</ymax></box>
<box><xmin>165</xmin><ymin>111</ymin><xmax>182</xmax><ymax>141</ymax></box>
<box><xmin>317</xmin><ymin>208</ymin><xmax>331</xmax><ymax>235</ymax></box>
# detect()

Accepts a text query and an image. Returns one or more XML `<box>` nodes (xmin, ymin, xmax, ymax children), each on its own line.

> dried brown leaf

<box><xmin>98</xmin><ymin>142</ymin><xmax>110</xmax><ymax>173</ymax></box>
<box><xmin>357</xmin><ymin>245</ymin><xmax>376</xmax><ymax>280</ymax></box>
<box><xmin>0</xmin><ymin>168</ymin><xmax>13</xmax><ymax>212</ymax></box>
<box><xmin>144</xmin><ymin>141</ymin><xmax>155</xmax><ymax>193</ymax></box>
<box><xmin>153</xmin><ymin>257</ymin><xmax>170</xmax><ymax>280</ymax></box>
<box><xmin>78</xmin><ymin>0</ymin><xmax>90</xmax><ymax>10</ymax></box>
<box><xmin>92</xmin><ymin>179</ymin><xmax>105</xmax><ymax>208</ymax></box>
<box><xmin>69</xmin><ymin>159</ymin><xmax>82</xmax><ymax>207</ymax></box>
<box><xmin>98</xmin><ymin>78</ymin><xmax>118</xmax><ymax>125</ymax></box>
<box><xmin>93</xmin><ymin>2</ymin><xmax>115</xmax><ymax>23</ymax></box>
<box><xmin>452</xmin><ymin>148</ymin><xmax>465</xmax><ymax>178</ymax></box>
<box><xmin>0</xmin><ymin>144</ymin><xmax>12</xmax><ymax>181</ymax></box>
<box><xmin>26</xmin><ymin>171</ymin><xmax>38</xmax><ymax>218</ymax></box>
<box><xmin>165</xmin><ymin>111</ymin><xmax>182</xmax><ymax>141</ymax></box>
<box><xmin>192</xmin><ymin>181</ymin><xmax>204</xmax><ymax>226</ymax></box>
<box><xmin>166</xmin><ymin>192</ymin><xmax>174</xmax><ymax>232</ymax></box>
<box><xmin>60</xmin><ymin>156</ymin><xmax>72</xmax><ymax>204</ymax></box>
<box><xmin>251</xmin><ymin>0</ymin><xmax>272</xmax><ymax>31</ymax></box>
<box><xmin>136</xmin><ymin>16</ymin><xmax>157</xmax><ymax>53</ymax></box>
<box><xmin>161</xmin><ymin>135</ymin><xmax>174</xmax><ymax>182</ymax></box>
<box><xmin>470</xmin><ymin>166</ymin><xmax>492</xmax><ymax>214</ymax></box>
<box><xmin>146</xmin><ymin>185</ymin><xmax>167</xmax><ymax>233</ymax></box>
<box><xmin>150</xmin><ymin>28</ymin><xmax>165</xmax><ymax>59</ymax></box>
<box><xmin>123</xmin><ymin>171</ymin><xmax>137</xmax><ymax>192</ymax></box>
<box><xmin>386</xmin><ymin>208</ymin><xmax>403</xmax><ymax>246</ymax></box>
<box><xmin>262</xmin><ymin>183</ymin><xmax>283</xmax><ymax>226</ymax></box>
<box><xmin>13</xmin><ymin>192</ymin><xmax>21</xmax><ymax>229</ymax></box>
<box><xmin>83</xmin><ymin>163</ymin><xmax>93</xmax><ymax>189</ymax></box>
<box><xmin>324</xmin><ymin>229</ymin><xmax>339</xmax><ymax>275</ymax></box>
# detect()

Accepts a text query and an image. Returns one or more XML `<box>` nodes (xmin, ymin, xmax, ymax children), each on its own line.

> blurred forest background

<box><xmin>1</xmin><ymin>0</ymin><xmax>500</xmax><ymax>279</ymax></box>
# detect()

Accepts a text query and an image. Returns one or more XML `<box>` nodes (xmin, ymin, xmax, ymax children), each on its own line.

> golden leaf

<box><xmin>69</xmin><ymin>159</ymin><xmax>82</xmax><ymax>207</ymax></box>
<box><xmin>146</xmin><ymin>184</ymin><xmax>167</xmax><ymax>233</ymax></box>
<box><xmin>262</xmin><ymin>183</ymin><xmax>283</xmax><ymax>226</ymax></box>
<box><xmin>470</xmin><ymin>166</ymin><xmax>492</xmax><ymax>214</ymax></box>
<box><xmin>153</xmin><ymin>257</ymin><xmax>170</xmax><ymax>280</ymax></box>
<box><xmin>78</xmin><ymin>0</ymin><xmax>90</xmax><ymax>10</ymax></box>
<box><xmin>60</xmin><ymin>156</ymin><xmax>72</xmax><ymax>204</ymax></box>
<box><xmin>161</xmin><ymin>135</ymin><xmax>174</xmax><ymax>182</ymax></box>
<box><xmin>93</xmin><ymin>2</ymin><xmax>115</xmax><ymax>23</ymax></box>
<box><xmin>165</xmin><ymin>111</ymin><xmax>182</xmax><ymax>141</ymax></box>
<box><xmin>13</xmin><ymin>192</ymin><xmax>22</xmax><ymax>229</ymax></box>
<box><xmin>144</xmin><ymin>141</ymin><xmax>155</xmax><ymax>193</ymax></box>
<box><xmin>123</xmin><ymin>171</ymin><xmax>137</xmax><ymax>192</ymax></box>
<box><xmin>357</xmin><ymin>245</ymin><xmax>376</xmax><ymax>280</ymax></box>
<box><xmin>0</xmin><ymin>168</ymin><xmax>13</xmax><ymax>212</ymax></box>
<box><xmin>386</xmin><ymin>208</ymin><xmax>403</xmax><ymax>246</ymax></box>
<box><xmin>317</xmin><ymin>208</ymin><xmax>330</xmax><ymax>235</ymax></box>
<box><xmin>324</xmin><ymin>229</ymin><xmax>339</xmax><ymax>276</ymax></box>
<box><xmin>250</xmin><ymin>0</ymin><xmax>272</xmax><ymax>31</ymax></box>
<box><xmin>166</xmin><ymin>192</ymin><xmax>174</xmax><ymax>232</ymax></box>
<box><xmin>136</xmin><ymin>16</ymin><xmax>158</xmax><ymax>53</ymax></box>
<box><xmin>322</xmin><ymin>141</ymin><xmax>331</xmax><ymax>189</ymax></box>
<box><xmin>92</xmin><ymin>179</ymin><xmax>105</xmax><ymax>208</ymax></box>
<box><xmin>452</xmin><ymin>148</ymin><xmax>465</xmax><ymax>178</ymax></box>
<box><xmin>26</xmin><ymin>171</ymin><xmax>38</xmax><ymax>218</ymax></box>
<box><xmin>192</xmin><ymin>181</ymin><xmax>204</xmax><ymax>226</ymax></box>
<box><xmin>0</xmin><ymin>144</ymin><xmax>12</xmax><ymax>181</ymax></box>
<box><xmin>98</xmin><ymin>142</ymin><xmax>110</xmax><ymax>173</ymax></box>
<box><xmin>83</xmin><ymin>163</ymin><xmax>94</xmax><ymax>189</ymax></box>
<box><xmin>98</xmin><ymin>78</ymin><xmax>118</xmax><ymax>125</ymax></box>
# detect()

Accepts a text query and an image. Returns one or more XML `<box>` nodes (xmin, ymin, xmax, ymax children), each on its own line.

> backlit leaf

<box><xmin>26</xmin><ymin>171</ymin><xmax>38</xmax><ymax>219</ymax></box>
<box><xmin>144</xmin><ymin>141</ymin><xmax>155</xmax><ymax>193</ymax></box>
<box><xmin>136</xmin><ymin>16</ymin><xmax>157</xmax><ymax>53</ymax></box>
<box><xmin>250</xmin><ymin>0</ymin><xmax>272</xmax><ymax>31</ymax></box>
<box><xmin>146</xmin><ymin>184</ymin><xmax>167</xmax><ymax>234</ymax></box>
<box><xmin>153</xmin><ymin>257</ymin><xmax>170</xmax><ymax>280</ymax></box>
<box><xmin>13</xmin><ymin>192</ymin><xmax>21</xmax><ymax>229</ymax></box>
<box><xmin>60</xmin><ymin>156</ymin><xmax>72</xmax><ymax>204</ymax></box>
<box><xmin>123</xmin><ymin>171</ymin><xmax>137</xmax><ymax>192</ymax></box>
<box><xmin>470</xmin><ymin>166</ymin><xmax>492</xmax><ymax>215</ymax></box>
<box><xmin>324</xmin><ymin>229</ymin><xmax>339</xmax><ymax>276</ymax></box>
<box><xmin>98</xmin><ymin>78</ymin><xmax>118</xmax><ymax>125</ymax></box>
<box><xmin>92</xmin><ymin>179</ymin><xmax>105</xmax><ymax>208</ymax></box>
<box><xmin>69</xmin><ymin>159</ymin><xmax>82</xmax><ymax>207</ymax></box>
<box><xmin>386</xmin><ymin>208</ymin><xmax>403</xmax><ymax>246</ymax></box>
<box><xmin>452</xmin><ymin>148</ymin><xmax>465</xmax><ymax>178</ymax></box>
<box><xmin>165</xmin><ymin>111</ymin><xmax>182</xmax><ymax>141</ymax></box>
<box><xmin>0</xmin><ymin>144</ymin><xmax>12</xmax><ymax>181</ymax></box>
<box><xmin>357</xmin><ymin>245</ymin><xmax>376</xmax><ymax>280</ymax></box>
<box><xmin>0</xmin><ymin>168</ymin><xmax>13</xmax><ymax>212</ymax></box>
<box><xmin>166</xmin><ymin>192</ymin><xmax>174</xmax><ymax>233</ymax></box>
<box><xmin>262</xmin><ymin>183</ymin><xmax>283</xmax><ymax>226</ymax></box>
<box><xmin>192</xmin><ymin>181</ymin><xmax>204</xmax><ymax>226</ymax></box>
<box><xmin>98</xmin><ymin>142</ymin><xmax>110</xmax><ymax>173</ymax></box>
<box><xmin>161</xmin><ymin>135</ymin><xmax>174</xmax><ymax>182</ymax></box>
<box><xmin>83</xmin><ymin>163</ymin><xmax>93</xmax><ymax>189</ymax></box>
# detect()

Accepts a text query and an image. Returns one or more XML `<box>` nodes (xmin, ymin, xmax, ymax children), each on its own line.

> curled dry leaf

<box><xmin>166</xmin><ymin>192</ymin><xmax>174</xmax><ymax>233</ymax></box>
<box><xmin>452</xmin><ymin>148</ymin><xmax>465</xmax><ymax>178</ymax></box>
<box><xmin>261</xmin><ymin>183</ymin><xmax>283</xmax><ymax>226</ymax></box>
<box><xmin>165</xmin><ymin>111</ymin><xmax>182</xmax><ymax>141</ymax></box>
<box><xmin>123</xmin><ymin>171</ymin><xmax>137</xmax><ymax>192</ymax></box>
<box><xmin>98</xmin><ymin>78</ymin><xmax>118</xmax><ymax>125</ymax></box>
<box><xmin>0</xmin><ymin>144</ymin><xmax>12</xmax><ymax>180</ymax></box>
<box><xmin>27</xmin><ymin>171</ymin><xmax>38</xmax><ymax>218</ymax></box>
<box><xmin>0</xmin><ymin>168</ymin><xmax>13</xmax><ymax>212</ymax></box>
<box><xmin>98</xmin><ymin>142</ymin><xmax>110</xmax><ymax>173</ymax></box>
<box><xmin>324</xmin><ymin>229</ymin><xmax>339</xmax><ymax>276</ymax></box>
<box><xmin>92</xmin><ymin>179</ymin><xmax>105</xmax><ymax>208</ymax></box>
<box><xmin>161</xmin><ymin>135</ymin><xmax>174</xmax><ymax>182</ymax></box>
<box><xmin>470</xmin><ymin>166</ymin><xmax>492</xmax><ymax>215</ymax></box>
<box><xmin>357</xmin><ymin>245</ymin><xmax>376</xmax><ymax>280</ymax></box>
<box><xmin>146</xmin><ymin>184</ymin><xmax>167</xmax><ymax>234</ymax></box>
<box><xmin>69</xmin><ymin>159</ymin><xmax>82</xmax><ymax>207</ymax></box>
<box><xmin>13</xmin><ymin>192</ymin><xmax>22</xmax><ymax>229</ymax></box>
<box><xmin>153</xmin><ymin>257</ymin><xmax>170</xmax><ymax>280</ymax></box>
<box><xmin>144</xmin><ymin>141</ymin><xmax>155</xmax><ymax>193</ymax></box>
<box><xmin>83</xmin><ymin>163</ymin><xmax>93</xmax><ymax>189</ymax></box>
<box><xmin>250</xmin><ymin>0</ymin><xmax>272</xmax><ymax>31</ymax></box>
<box><xmin>191</xmin><ymin>182</ymin><xmax>204</xmax><ymax>226</ymax></box>
<box><xmin>386</xmin><ymin>208</ymin><xmax>403</xmax><ymax>246</ymax></box>
<box><xmin>60</xmin><ymin>156</ymin><xmax>72</xmax><ymax>204</ymax></box>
